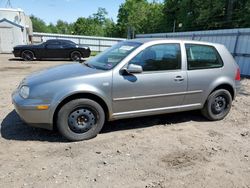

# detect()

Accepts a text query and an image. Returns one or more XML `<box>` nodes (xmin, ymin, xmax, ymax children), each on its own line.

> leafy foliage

<box><xmin>30</xmin><ymin>0</ymin><xmax>250</xmax><ymax>38</ymax></box>
<box><xmin>31</xmin><ymin>8</ymin><xmax>117</xmax><ymax>37</ymax></box>
<box><xmin>162</xmin><ymin>0</ymin><xmax>250</xmax><ymax>32</ymax></box>
<box><xmin>30</xmin><ymin>15</ymin><xmax>51</xmax><ymax>33</ymax></box>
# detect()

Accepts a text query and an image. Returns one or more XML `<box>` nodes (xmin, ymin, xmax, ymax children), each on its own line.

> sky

<box><xmin>0</xmin><ymin>0</ymin><xmax>126</xmax><ymax>24</ymax></box>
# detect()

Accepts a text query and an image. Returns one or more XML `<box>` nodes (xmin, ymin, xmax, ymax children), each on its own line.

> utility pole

<box><xmin>5</xmin><ymin>0</ymin><xmax>12</xmax><ymax>8</ymax></box>
<box><xmin>227</xmin><ymin>0</ymin><xmax>235</xmax><ymax>26</ymax></box>
<box><xmin>173</xmin><ymin>20</ymin><xmax>176</xmax><ymax>33</ymax></box>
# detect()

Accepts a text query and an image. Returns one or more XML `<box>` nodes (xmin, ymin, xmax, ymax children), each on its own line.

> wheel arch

<box><xmin>202</xmin><ymin>83</ymin><xmax>234</xmax><ymax>121</ymax></box>
<box><xmin>21</xmin><ymin>49</ymin><xmax>36</xmax><ymax>57</ymax></box>
<box><xmin>53</xmin><ymin>92</ymin><xmax>110</xmax><ymax>130</ymax></box>
<box><xmin>210</xmin><ymin>83</ymin><xmax>235</xmax><ymax>100</ymax></box>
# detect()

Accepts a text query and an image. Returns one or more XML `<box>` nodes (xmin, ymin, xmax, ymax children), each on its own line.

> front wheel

<box><xmin>57</xmin><ymin>99</ymin><xmax>105</xmax><ymax>141</ymax></box>
<box><xmin>70</xmin><ymin>51</ymin><xmax>82</xmax><ymax>61</ymax></box>
<box><xmin>21</xmin><ymin>50</ymin><xmax>35</xmax><ymax>61</ymax></box>
<box><xmin>201</xmin><ymin>89</ymin><xmax>232</xmax><ymax>121</ymax></box>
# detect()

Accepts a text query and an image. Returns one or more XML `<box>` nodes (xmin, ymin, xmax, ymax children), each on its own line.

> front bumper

<box><xmin>12</xmin><ymin>91</ymin><xmax>53</xmax><ymax>130</ymax></box>
<box><xmin>83</xmin><ymin>48</ymin><xmax>91</xmax><ymax>58</ymax></box>
<box><xmin>12</xmin><ymin>50</ymin><xmax>21</xmax><ymax>57</ymax></box>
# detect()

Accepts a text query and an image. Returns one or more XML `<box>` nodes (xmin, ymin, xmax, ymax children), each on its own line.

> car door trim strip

<box><xmin>113</xmin><ymin>90</ymin><xmax>203</xmax><ymax>101</ymax></box>
<box><xmin>113</xmin><ymin>103</ymin><xmax>202</xmax><ymax>117</ymax></box>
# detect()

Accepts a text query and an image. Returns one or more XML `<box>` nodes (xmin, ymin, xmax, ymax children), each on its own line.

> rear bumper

<box><xmin>235</xmin><ymin>81</ymin><xmax>241</xmax><ymax>97</ymax></box>
<box><xmin>12</xmin><ymin>91</ymin><xmax>53</xmax><ymax>130</ymax></box>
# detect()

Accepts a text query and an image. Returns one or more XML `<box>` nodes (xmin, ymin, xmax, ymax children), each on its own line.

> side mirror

<box><xmin>123</xmin><ymin>64</ymin><xmax>143</xmax><ymax>74</ymax></box>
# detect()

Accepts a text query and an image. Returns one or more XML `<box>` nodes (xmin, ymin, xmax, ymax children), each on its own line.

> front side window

<box><xmin>45</xmin><ymin>40</ymin><xmax>61</xmax><ymax>49</ymax></box>
<box><xmin>129</xmin><ymin>43</ymin><xmax>181</xmax><ymax>72</ymax></box>
<box><xmin>61</xmin><ymin>41</ymin><xmax>74</xmax><ymax>48</ymax></box>
<box><xmin>185</xmin><ymin>44</ymin><xmax>223</xmax><ymax>70</ymax></box>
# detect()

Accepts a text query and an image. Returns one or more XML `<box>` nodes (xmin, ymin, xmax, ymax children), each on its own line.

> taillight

<box><xmin>235</xmin><ymin>68</ymin><xmax>241</xmax><ymax>81</ymax></box>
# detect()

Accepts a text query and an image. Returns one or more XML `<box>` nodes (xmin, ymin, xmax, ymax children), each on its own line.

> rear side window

<box><xmin>185</xmin><ymin>44</ymin><xmax>223</xmax><ymax>70</ymax></box>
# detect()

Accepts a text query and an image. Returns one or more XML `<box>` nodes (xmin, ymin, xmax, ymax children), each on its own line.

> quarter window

<box><xmin>185</xmin><ymin>44</ymin><xmax>223</xmax><ymax>70</ymax></box>
<box><xmin>129</xmin><ymin>43</ymin><xmax>181</xmax><ymax>72</ymax></box>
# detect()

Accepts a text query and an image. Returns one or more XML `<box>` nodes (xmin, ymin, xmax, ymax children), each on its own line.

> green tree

<box><xmin>47</xmin><ymin>23</ymin><xmax>59</xmax><ymax>33</ymax></box>
<box><xmin>30</xmin><ymin>1</ymin><xmax>250</xmax><ymax>37</ymax></box>
<box><xmin>177</xmin><ymin>0</ymin><xmax>199</xmax><ymax>31</ymax></box>
<box><xmin>195</xmin><ymin>0</ymin><xmax>228</xmax><ymax>30</ymax></box>
<box><xmin>73</xmin><ymin>17</ymin><xmax>104</xmax><ymax>36</ymax></box>
<box><xmin>162</xmin><ymin>0</ymin><xmax>180</xmax><ymax>32</ymax></box>
<box><xmin>116</xmin><ymin>0</ymin><xmax>148</xmax><ymax>38</ymax></box>
<box><xmin>142</xmin><ymin>2</ymin><xmax>165</xmax><ymax>34</ymax></box>
<box><xmin>232</xmin><ymin>0</ymin><xmax>250</xmax><ymax>28</ymax></box>
<box><xmin>30</xmin><ymin>15</ymin><xmax>51</xmax><ymax>33</ymax></box>
<box><xmin>92</xmin><ymin>7</ymin><xmax>108</xmax><ymax>24</ymax></box>
<box><xmin>162</xmin><ymin>0</ymin><xmax>250</xmax><ymax>32</ymax></box>
<box><xmin>73</xmin><ymin>7</ymin><xmax>118</xmax><ymax>37</ymax></box>
<box><xmin>103</xmin><ymin>19</ymin><xmax>119</xmax><ymax>37</ymax></box>
<box><xmin>55</xmin><ymin>20</ymin><xmax>73</xmax><ymax>34</ymax></box>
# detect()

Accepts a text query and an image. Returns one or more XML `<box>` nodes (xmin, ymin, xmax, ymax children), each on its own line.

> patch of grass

<box><xmin>90</xmin><ymin>51</ymin><xmax>100</xmax><ymax>57</ymax></box>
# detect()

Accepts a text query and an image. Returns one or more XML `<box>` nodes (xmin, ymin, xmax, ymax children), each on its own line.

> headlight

<box><xmin>19</xmin><ymin>86</ymin><xmax>30</xmax><ymax>99</ymax></box>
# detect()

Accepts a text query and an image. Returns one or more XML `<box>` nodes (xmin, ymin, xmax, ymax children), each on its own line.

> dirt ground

<box><xmin>0</xmin><ymin>54</ymin><xmax>249</xmax><ymax>188</ymax></box>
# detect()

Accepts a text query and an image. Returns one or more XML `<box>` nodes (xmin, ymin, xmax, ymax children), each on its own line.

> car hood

<box><xmin>24</xmin><ymin>63</ymin><xmax>103</xmax><ymax>86</ymax></box>
<box><xmin>77</xmin><ymin>44</ymin><xmax>90</xmax><ymax>49</ymax></box>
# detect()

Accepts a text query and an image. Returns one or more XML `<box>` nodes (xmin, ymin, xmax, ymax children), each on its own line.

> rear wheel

<box><xmin>201</xmin><ymin>89</ymin><xmax>232</xmax><ymax>121</ymax></box>
<box><xmin>21</xmin><ymin>50</ymin><xmax>34</xmax><ymax>61</ymax></box>
<box><xmin>57</xmin><ymin>99</ymin><xmax>105</xmax><ymax>141</ymax></box>
<box><xmin>70</xmin><ymin>51</ymin><xmax>82</xmax><ymax>61</ymax></box>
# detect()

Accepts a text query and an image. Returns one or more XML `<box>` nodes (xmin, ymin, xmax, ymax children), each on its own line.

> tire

<box><xmin>70</xmin><ymin>51</ymin><xmax>82</xmax><ymax>61</ymax></box>
<box><xmin>57</xmin><ymin>99</ymin><xmax>105</xmax><ymax>141</ymax></box>
<box><xmin>21</xmin><ymin>50</ymin><xmax>35</xmax><ymax>61</ymax></box>
<box><xmin>201</xmin><ymin>89</ymin><xmax>232</xmax><ymax>121</ymax></box>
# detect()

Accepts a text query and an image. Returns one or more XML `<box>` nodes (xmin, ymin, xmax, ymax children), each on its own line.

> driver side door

<box><xmin>112</xmin><ymin>43</ymin><xmax>188</xmax><ymax>118</ymax></box>
<box><xmin>42</xmin><ymin>41</ymin><xmax>62</xmax><ymax>58</ymax></box>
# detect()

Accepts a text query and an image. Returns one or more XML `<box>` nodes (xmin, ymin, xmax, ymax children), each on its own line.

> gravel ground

<box><xmin>0</xmin><ymin>54</ymin><xmax>249</xmax><ymax>188</ymax></box>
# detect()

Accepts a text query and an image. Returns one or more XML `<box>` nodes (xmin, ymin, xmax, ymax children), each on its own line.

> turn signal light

<box><xmin>36</xmin><ymin>105</ymin><xmax>49</xmax><ymax>110</ymax></box>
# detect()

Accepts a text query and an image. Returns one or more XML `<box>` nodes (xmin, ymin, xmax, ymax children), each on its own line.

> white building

<box><xmin>0</xmin><ymin>8</ymin><xmax>32</xmax><ymax>53</ymax></box>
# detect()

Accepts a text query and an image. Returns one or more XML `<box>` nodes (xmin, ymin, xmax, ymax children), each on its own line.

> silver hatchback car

<box><xmin>12</xmin><ymin>39</ymin><xmax>241</xmax><ymax>141</ymax></box>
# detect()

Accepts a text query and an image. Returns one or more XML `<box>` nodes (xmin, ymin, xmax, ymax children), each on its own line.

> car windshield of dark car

<box><xmin>86</xmin><ymin>41</ymin><xmax>141</xmax><ymax>70</ymax></box>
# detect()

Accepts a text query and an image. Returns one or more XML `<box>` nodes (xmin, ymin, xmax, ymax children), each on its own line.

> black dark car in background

<box><xmin>13</xmin><ymin>39</ymin><xmax>91</xmax><ymax>61</ymax></box>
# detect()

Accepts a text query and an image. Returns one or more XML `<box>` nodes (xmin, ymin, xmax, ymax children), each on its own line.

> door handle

<box><xmin>174</xmin><ymin>76</ymin><xmax>184</xmax><ymax>82</ymax></box>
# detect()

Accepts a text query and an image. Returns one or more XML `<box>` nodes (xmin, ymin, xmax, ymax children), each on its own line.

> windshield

<box><xmin>86</xmin><ymin>41</ymin><xmax>142</xmax><ymax>70</ymax></box>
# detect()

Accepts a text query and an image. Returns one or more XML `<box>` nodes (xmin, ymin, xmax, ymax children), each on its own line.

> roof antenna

<box><xmin>5</xmin><ymin>0</ymin><xmax>13</xmax><ymax>8</ymax></box>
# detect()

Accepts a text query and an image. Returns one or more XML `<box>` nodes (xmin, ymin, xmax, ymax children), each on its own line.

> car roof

<box><xmin>46</xmin><ymin>39</ymin><xmax>74</xmax><ymax>43</ymax></box>
<box><xmin>129</xmin><ymin>38</ymin><xmax>222</xmax><ymax>46</ymax></box>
